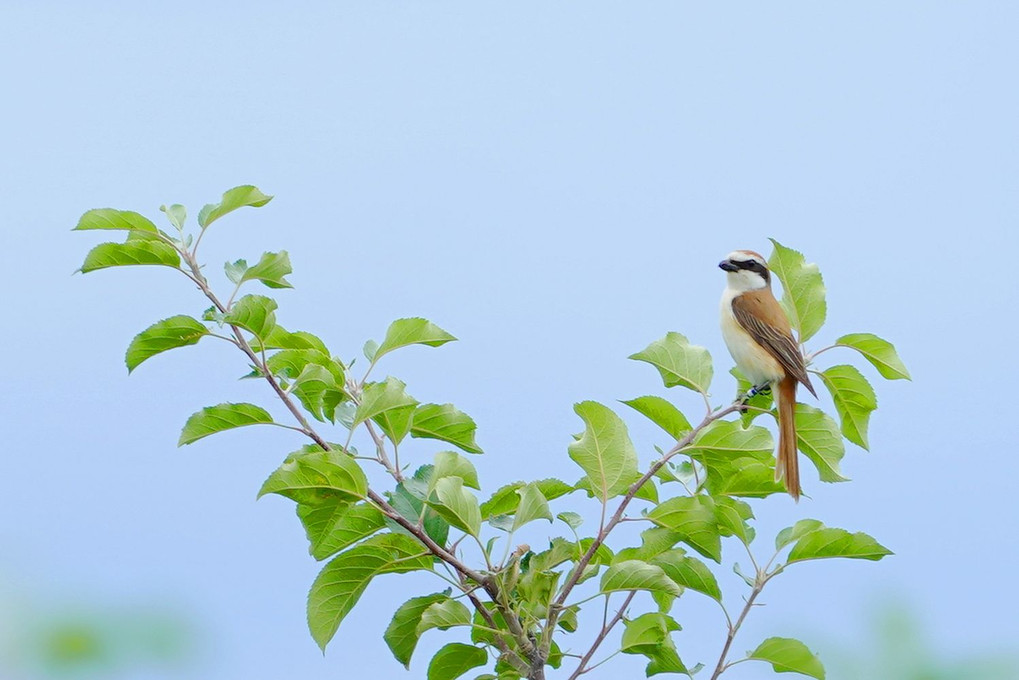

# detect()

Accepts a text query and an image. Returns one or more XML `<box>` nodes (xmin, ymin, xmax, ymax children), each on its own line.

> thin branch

<box><xmin>569</xmin><ymin>591</ymin><xmax>636</xmax><ymax>679</ymax></box>
<box><xmin>709</xmin><ymin>578</ymin><xmax>765</xmax><ymax>680</ymax></box>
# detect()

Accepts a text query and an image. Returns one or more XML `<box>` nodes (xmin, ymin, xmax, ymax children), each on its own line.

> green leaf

<box><xmin>74</xmin><ymin>208</ymin><xmax>159</xmax><ymax>233</ymax></box>
<box><xmin>730</xmin><ymin>367</ymin><xmax>775</xmax><ymax>426</ymax></box>
<box><xmin>384</xmin><ymin>593</ymin><xmax>448</xmax><ymax>668</ymax></box>
<box><xmin>620</xmin><ymin>613</ymin><xmax>688</xmax><ymax>676</ymax></box>
<box><xmin>419</xmin><ymin>599</ymin><xmax>472</xmax><ymax>634</ymax></box>
<box><xmin>160</xmin><ymin>204</ymin><xmax>186</xmax><ymax>231</ymax></box>
<box><xmin>767</xmin><ymin>239</ymin><xmax>826</xmax><ymax>342</ymax></box>
<box><xmin>224</xmin><ymin>258</ymin><xmax>248</xmax><ymax>284</ymax></box>
<box><xmin>353</xmin><ymin>377</ymin><xmax>418</xmax><ymax>429</ymax></box>
<box><xmin>568</xmin><ymin>401</ymin><xmax>640</xmax><ymax>503</ymax></box>
<box><xmin>308</xmin><ymin>533</ymin><xmax>432</xmax><ymax>651</ymax></box>
<box><xmin>427</xmin><ymin>643</ymin><xmax>487</xmax><ymax>680</ymax></box>
<box><xmin>621</xmin><ymin>396</ymin><xmax>692</xmax><ymax>439</ymax></box>
<box><xmin>794</xmin><ymin>405</ymin><xmax>849</xmax><ymax>483</ymax></box>
<box><xmin>818</xmin><ymin>365</ymin><xmax>877</xmax><ymax>450</ymax></box>
<box><xmin>410</xmin><ymin>403</ymin><xmax>483</xmax><ymax>454</ymax></box>
<box><xmin>600</xmin><ymin>560</ymin><xmax>682</xmax><ymax>597</ymax></box>
<box><xmin>197</xmin><ymin>185</ymin><xmax>273</xmax><ymax>228</ymax></box>
<box><xmin>511</xmin><ymin>483</ymin><xmax>553</xmax><ymax>532</ymax></box>
<box><xmin>431</xmin><ymin>451</ymin><xmax>480</xmax><ymax>490</ymax></box>
<box><xmin>298</xmin><ymin>501</ymin><xmax>386</xmax><ymax>561</ymax></box>
<box><xmin>178</xmin><ymin>402</ymin><xmax>273</xmax><ymax>445</ymax></box>
<box><xmin>629</xmin><ymin>332</ymin><xmax>713</xmax><ymax>393</ymax></box>
<box><xmin>647</xmin><ymin>495</ymin><xmax>722</xmax><ymax>562</ymax></box>
<box><xmin>254</xmin><ymin>325</ymin><xmax>330</xmax><ymax>354</ymax></box>
<box><xmin>686</xmin><ymin>420</ymin><xmax>784</xmax><ymax>497</ymax></box>
<box><xmin>713</xmin><ymin>496</ymin><xmax>755</xmax><ymax>545</ymax></box>
<box><xmin>775</xmin><ymin>519</ymin><xmax>824</xmax><ymax>551</ymax></box>
<box><xmin>374</xmin><ymin>317</ymin><xmax>457</xmax><ymax>361</ymax></box>
<box><xmin>427</xmin><ymin>477</ymin><xmax>481</xmax><ymax>537</ymax></box>
<box><xmin>223</xmin><ymin>294</ymin><xmax>277</xmax><ymax>340</ymax></box>
<box><xmin>787</xmin><ymin>527</ymin><xmax>892</xmax><ymax>564</ymax></box>
<box><xmin>240</xmin><ymin>251</ymin><xmax>293</xmax><ymax>289</ymax></box>
<box><xmin>389</xmin><ymin>480</ymin><xmax>449</xmax><ymax>547</ymax></box>
<box><xmin>125</xmin><ymin>315</ymin><xmax>209</xmax><ymax>372</ymax></box>
<box><xmin>480</xmin><ymin>479</ymin><xmax>574</xmax><ymax>519</ymax></box>
<box><xmin>79</xmin><ymin>240</ymin><xmax>180</xmax><ymax>273</ymax></box>
<box><xmin>259</xmin><ymin>448</ymin><xmax>367</xmax><ymax>505</ymax></box>
<box><xmin>556</xmin><ymin>511</ymin><xmax>583</xmax><ymax>530</ymax></box>
<box><xmin>363</xmin><ymin>339</ymin><xmax>379</xmax><ymax>361</ymax></box>
<box><xmin>835</xmin><ymin>333</ymin><xmax>910</xmax><ymax>380</ymax></box>
<box><xmin>748</xmin><ymin>637</ymin><xmax>825</xmax><ymax>679</ymax></box>
<box><xmin>651</xmin><ymin>549</ymin><xmax>722</xmax><ymax>602</ymax></box>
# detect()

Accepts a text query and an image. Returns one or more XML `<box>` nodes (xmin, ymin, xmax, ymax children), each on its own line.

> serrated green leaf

<box><xmin>767</xmin><ymin>239</ymin><xmax>826</xmax><ymax>342</ymax></box>
<box><xmin>647</xmin><ymin>495</ymin><xmax>722</xmax><ymax>562</ymax></box>
<box><xmin>240</xmin><ymin>250</ymin><xmax>293</xmax><ymax>289</ymax></box>
<box><xmin>835</xmin><ymin>333</ymin><xmax>910</xmax><ymax>380</ymax></box>
<box><xmin>652</xmin><ymin>548</ymin><xmax>722</xmax><ymax>601</ymax></box>
<box><xmin>512</xmin><ymin>483</ymin><xmax>553</xmax><ymax>532</ymax></box>
<box><xmin>353</xmin><ymin>377</ymin><xmax>418</xmax><ymax>429</ymax></box>
<box><xmin>556</xmin><ymin>511</ymin><xmax>583</xmax><ymax>530</ymax></box>
<box><xmin>178</xmin><ymin>402</ymin><xmax>273</xmax><ymax>445</ymax></box>
<box><xmin>818</xmin><ymin>365</ymin><xmax>877</xmax><ymax>450</ymax></box>
<box><xmin>197</xmin><ymin>185</ymin><xmax>272</xmax><ymax>228</ymax></box>
<box><xmin>160</xmin><ymin>204</ymin><xmax>186</xmax><ymax>231</ymax></box>
<box><xmin>629</xmin><ymin>332</ymin><xmax>713</xmax><ymax>393</ymax></box>
<box><xmin>688</xmin><ymin>420</ymin><xmax>774</xmax><ymax>464</ymax></box>
<box><xmin>125</xmin><ymin>315</ymin><xmax>209</xmax><ymax>372</ymax></box>
<box><xmin>419</xmin><ymin>598</ymin><xmax>472</xmax><ymax>633</ymax></box>
<box><xmin>427</xmin><ymin>643</ymin><xmax>487</xmax><ymax>680</ymax></box>
<box><xmin>620</xmin><ymin>612</ymin><xmax>688</xmax><ymax>676</ymax></box>
<box><xmin>224</xmin><ymin>258</ymin><xmax>248</xmax><ymax>284</ymax></box>
<box><xmin>410</xmin><ymin>403</ymin><xmax>483</xmax><ymax>454</ymax></box>
<box><xmin>621</xmin><ymin>396</ymin><xmax>692</xmax><ymax>439</ymax></box>
<box><xmin>374</xmin><ymin>317</ymin><xmax>457</xmax><ymax>362</ymax></box>
<box><xmin>748</xmin><ymin>637</ymin><xmax>825</xmax><ymax>679</ymax></box>
<box><xmin>223</xmin><ymin>294</ymin><xmax>277</xmax><ymax>339</ymax></box>
<box><xmin>775</xmin><ymin>519</ymin><xmax>825</xmax><ymax>551</ymax></box>
<box><xmin>568</xmin><ymin>401</ymin><xmax>640</xmax><ymax>503</ymax></box>
<box><xmin>389</xmin><ymin>481</ymin><xmax>449</xmax><ymax>547</ymax></box>
<box><xmin>787</xmin><ymin>527</ymin><xmax>892</xmax><ymax>563</ymax></box>
<box><xmin>600</xmin><ymin>560</ymin><xmax>682</xmax><ymax>596</ymax></box>
<box><xmin>714</xmin><ymin>458</ymin><xmax>786</xmax><ymax>498</ymax></box>
<box><xmin>308</xmin><ymin>533</ymin><xmax>432</xmax><ymax>651</ymax></box>
<box><xmin>431</xmin><ymin>451</ymin><xmax>480</xmax><ymax>490</ymax></box>
<box><xmin>794</xmin><ymin>404</ymin><xmax>849</xmax><ymax>483</ymax></box>
<box><xmin>383</xmin><ymin>593</ymin><xmax>448</xmax><ymax>668</ymax></box>
<box><xmin>79</xmin><ymin>240</ymin><xmax>180</xmax><ymax>273</ymax></box>
<box><xmin>479</xmin><ymin>479</ymin><xmax>574</xmax><ymax>518</ymax></box>
<box><xmin>297</xmin><ymin>501</ymin><xmax>386</xmax><ymax>561</ymax></box>
<box><xmin>252</xmin><ymin>325</ymin><xmax>330</xmax><ymax>354</ymax></box>
<box><xmin>259</xmin><ymin>447</ymin><xmax>367</xmax><ymax>505</ymax></box>
<box><xmin>713</xmin><ymin>496</ymin><xmax>755</xmax><ymax>544</ymax></box>
<box><xmin>428</xmin><ymin>477</ymin><xmax>481</xmax><ymax>536</ymax></box>
<box><xmin>74</xmin><ymin>208</ymin><xmax>159</xmax><ymax>233</ymax></box>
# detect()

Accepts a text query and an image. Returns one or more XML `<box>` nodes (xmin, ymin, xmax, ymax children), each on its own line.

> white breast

<box><xmin>719</xmin><ymin>288</ymin><xmax>785</xmax><ymax>387</ymax></box>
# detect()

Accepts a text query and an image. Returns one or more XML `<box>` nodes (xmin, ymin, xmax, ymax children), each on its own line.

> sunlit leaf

<box><xmin>79</xmin><ymin>240</ymin><xmax>180</xmax><ymax>273</ymax></box>
<box><xmin>629</xmin><ymin>332</ymin><xmax>713</xmax><ymax>393</ymax></box>
<box><xmin>240</xmin><ymin>250</ymin><xmax>293</xmax><ymax>289</ymax></box>
<box><xmin>297</xmin><ymin>501</ymin><xmax>386</xmax><ymax>561</ymax></box>
<box><xmin>74</xmin><ymin>208</ymin><xmax>159</xmax><ymax>233</ymax></box>
<box><xmin>125</xmin><ymin>315</ymin><xmax>209</xmax><ymax>372</ymax></box>
<box><xmin>197</xmin><ymin>185</ymin><xmax>273</xmax><ymax>228</ymax></box>
<box><xmin>651</xmin><ymin>549</ymin><xmax>722</xmax><ymax>601</ymax></box>
<box><xmin>512</xmin><ymin>482</ymin><xmax>553</xmax><ymax>532</ymax></box>
<box><xmin>178</xmin><ymin>402</ymin><xmax>273</xmax><ymax>445</ymax></box>
<box><xmin>767</xmin><ymin>239</ymin><xmax>826</xmax><ymax>342</ymax></box>
<box><xmin>223</xmin><ymin>294</ymin><xmax>277</xmax><ymax>339</ymax></box>
<box><xmin>427</xmin><ymin>477</ymin><xmax>481</xmax><ymax>537</ymax></box>
<box><xmin>384</xmin><ymin>593</ymin><xmax>448</xmax><ymax>668</ymax></box>
<box><xmin>835</xmin><ymin>333</ymin><xmax>910</xmax><ymax>380</ymax></box>
<box><xmin>259</xmin><ymin>447</ymin><xmax>367</xmax><ymax>505</ymax></box>
<box><xmin>418</xmin><ymin>599</ymin><xmax>472</xmax><ymax>634</ymax></box>
<box><xmin>818</xmin><ymin>365</ymin><xmax>877</xmax><ymax>450</ymax></box>
<box><xmin>620</xmin><ymin>613</ymin><xmax>688</xmax><ymax>676</ymax></box>
<box><xmin>621</xmin><ymin>396</ymin><xmax>692</xmax><ymax>439</ymax></box>
<box><xmin>427</xmin><ymin>643</ymin><xmax>487</xmax><ymax>680</ymax></box>
<box><xmin>600</xmin><ymin>560</ymin><xmax>682</xmax><ymax>597</ymax></box>
<box><xmin>375</xmin><ymin>318</ymin><xmax>457</xmax><ymax>361</ymax></box>
<box><xmin>431</xmin><ymin>451</ymin><xmax>480</xmax><ymax>490</ymax></box>
<box><xmin>353</xmin><ymin>377</ymin><xmax>418</xmax><ymax>429</ymax></box>
<box><xmin>775</xmin><ymin>519</ymin><xmax>824</xmax><ymax>551</ymax></box>
<box><xmin>308</xmin><ymin>533</ymin><xmax>432</xmax><ymax>651</ymax></box>
<box><xmin>787</xmin><ymin>527</ymin><xmax>892</xmax><ymax>564</ymax></box>
<box><xmin>748</xmin><ymin>637</ymin><xmax>825</xmax><ymax>679</ymax></box>
<box><xmin>647</xmin><ymin>495</ymin><xmax>721</xmax><ymax>562</ymax></box>
<box><xmin>568</xmin><ymin>401</ymin><xmax>640</xmax><ymax>503</ymax></box>
<box><xmin>410</xmin><ymin>403</ymin><xmax>483</xmax><ymax>454</ymax></box>
<box><xmin>794</xmin><ymin>405</ymin><xmax>849</xmax><ymax>483</ymax></box>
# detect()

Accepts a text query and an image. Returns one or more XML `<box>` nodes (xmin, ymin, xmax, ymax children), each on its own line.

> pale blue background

<box><xmin>2</xmin><ymin>3</ymin><xmax>1017</xmax><ymax>679</ymax></box>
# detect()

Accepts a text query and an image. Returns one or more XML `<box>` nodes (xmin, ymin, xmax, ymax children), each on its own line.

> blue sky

<box><xmin>2</xmin><ymin>3</ymin><xmax>1017</xmax><ymax>679</ymax></box>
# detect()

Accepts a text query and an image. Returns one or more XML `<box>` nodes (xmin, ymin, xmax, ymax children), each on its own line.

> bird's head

<box><xmin>719</xmin><ymin>250</ymin><xmax>771</xmax><ymax>291</ymax></box>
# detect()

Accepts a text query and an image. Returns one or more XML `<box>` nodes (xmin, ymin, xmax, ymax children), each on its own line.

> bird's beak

<box><xmin>719</xmin><ymin>260</ymin><xmax>739</xmax><ymax>272</ymax></box>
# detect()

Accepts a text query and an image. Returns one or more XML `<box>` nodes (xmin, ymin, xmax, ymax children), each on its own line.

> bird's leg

<box><xmin>736</xmin><ymin>382</ymin><xmax>772</xmax><ymax>411</ymax></box>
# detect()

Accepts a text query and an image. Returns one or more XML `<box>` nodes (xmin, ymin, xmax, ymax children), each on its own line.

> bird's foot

<box><xmin>735</xmin><ymin>383</ymin><xmax>772</xmax><ymax>412</ymax></box>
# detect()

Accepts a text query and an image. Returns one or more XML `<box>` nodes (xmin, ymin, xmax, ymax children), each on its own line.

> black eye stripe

<box><xmin>734</xmin><ymin>260</ymin><xmax>765</xmax><ymax>272</ymax></box>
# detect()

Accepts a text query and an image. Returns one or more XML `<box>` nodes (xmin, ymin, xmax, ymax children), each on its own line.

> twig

<box><xmin>569</xmin><ymin>591</ymin><xmax>636</xmax><ymax>679</ymax></box>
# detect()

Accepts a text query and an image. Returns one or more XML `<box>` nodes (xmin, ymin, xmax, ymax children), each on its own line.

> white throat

<box><xmin>724</xmin><ymin>269</ymin><xmax>769</xmax><ymax>293</ymax></box>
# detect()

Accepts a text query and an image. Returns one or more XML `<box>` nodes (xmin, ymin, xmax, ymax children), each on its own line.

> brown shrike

<box><xmin>719</xmin><ymin>250</ymin><xmax>816</xmax><ymax>500</ymax></box>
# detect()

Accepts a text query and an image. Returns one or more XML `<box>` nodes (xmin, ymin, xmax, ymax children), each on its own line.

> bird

<box><xmin>719</xmin><ymin>250</ymin><xmax>817</xmax><ymax>500</ymax></box>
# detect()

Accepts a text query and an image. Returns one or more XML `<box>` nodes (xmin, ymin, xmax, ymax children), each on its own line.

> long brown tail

<box><xmin>776</xmin><ymin>376</ymin><xmax>801</xmax><ymax>501</ymax></box>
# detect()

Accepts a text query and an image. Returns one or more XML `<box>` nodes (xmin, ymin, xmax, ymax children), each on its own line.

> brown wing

<box><xmin>731</xmin><ymin>292</ymin><xmax>817</xmax><ymax>397</ymax></box>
